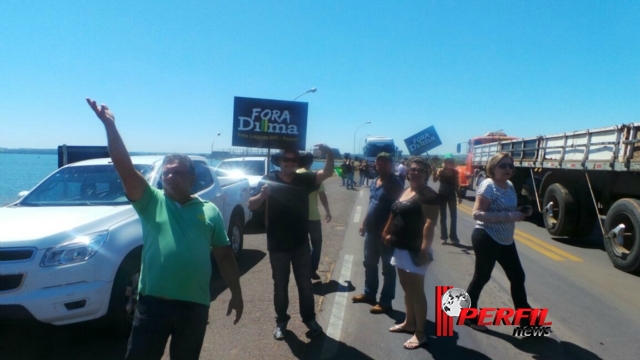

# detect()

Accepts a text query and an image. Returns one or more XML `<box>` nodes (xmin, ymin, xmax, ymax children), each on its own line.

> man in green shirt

<box><xmin>297</xmin><ymin>153</ymin><xmax>332</xmax><ymax>280</ymax></box>
<box><xmin>87</xmin><ymin>98</ymin><xmax>243</xmax><ymax>360</ymax></box>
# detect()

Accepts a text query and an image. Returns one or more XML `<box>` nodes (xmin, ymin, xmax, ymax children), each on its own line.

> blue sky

<box><xmin>1</xmin><ymin>1</ymin><xmax>638</xmax><ymax>156</ymax></box>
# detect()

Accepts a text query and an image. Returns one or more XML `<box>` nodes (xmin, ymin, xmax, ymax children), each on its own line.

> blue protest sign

<box><xmin>404</xmin><ymin>126</ymin><xmax>442</xmax><ymax>155</ymax></box>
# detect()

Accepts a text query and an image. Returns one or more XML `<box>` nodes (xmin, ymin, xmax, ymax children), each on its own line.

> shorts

<box><xmin>391</xmin><ymin>248</ymin><xmax>430</xmax><ymax>275</ymax></box>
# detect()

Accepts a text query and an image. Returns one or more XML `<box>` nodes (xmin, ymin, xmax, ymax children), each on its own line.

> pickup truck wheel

<box><xmin>228</xmin><ymin>217</ymin><xmax>244</xmax><ymax>260</ymax></box>
<box><xmin>604</xmin><ymin>199</ymin><xmax>640</xmax><ymax>273</ymax></box>
<box><xmin>106</xmin><ymin>255</ymin><xmax>140</xmax><ymax>335</ymax></box>
<box><xmin>542</xmin><ymin>183</ymin><xmax>577</xmax><ymax>236</ymax></box>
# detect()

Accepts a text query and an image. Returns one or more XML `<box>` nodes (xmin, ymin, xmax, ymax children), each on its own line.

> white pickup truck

<box><xmin>214</xmin><ymin>156</ymin><xmax>278</xmax><ymax>196</ymax></box>
<box><xmin>0</xmin><ymin>155</ymin><xmax>250</xmax><ymax>331</ymax></box>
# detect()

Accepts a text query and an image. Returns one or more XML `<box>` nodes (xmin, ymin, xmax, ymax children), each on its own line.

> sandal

<box><xmin>403</xmin><ymin>334</ymin><xmax>428</xmax><ymax>350</ymax></box>
<box><xmin>389</xmin><ymin>324</ymin><xmax>415</xmax><ymax>333</ymax></box>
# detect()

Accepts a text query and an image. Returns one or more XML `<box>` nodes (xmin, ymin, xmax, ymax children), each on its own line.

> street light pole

<box><xmin>210</xmin><ymin>132</ymin><xmax>221</xmax><ymax>165</ymax></box>
<box><xmin>359</xmin><ymin>133</ymin><xmax>371</xmax><ymax>153</ymax></box>
<box><xmin>353</xmin><ymin>121</ymin><xmax>371</xmax><ymax>156</ymax></box>
<box><xmin>292</xmin><ymin>87</ymin><xmax>317</xmax><ymax>101</ymax></box>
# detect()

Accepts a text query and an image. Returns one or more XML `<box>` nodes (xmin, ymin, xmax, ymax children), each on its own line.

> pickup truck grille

<box><xmin>0</xmin><ymin>274</ymin><xmax>24</xmax><ymax>291</ymax></box>
<box><xmin>0</xmin><ymin>249</ymin><xmax>35</xmax><ymax>261</ymax></box>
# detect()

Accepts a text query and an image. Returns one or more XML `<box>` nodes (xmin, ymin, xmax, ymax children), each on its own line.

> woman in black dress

<box><xmin>382</xmin><ymin>156</ymin><xmax>439</xmax><ymax>350</ymax></box>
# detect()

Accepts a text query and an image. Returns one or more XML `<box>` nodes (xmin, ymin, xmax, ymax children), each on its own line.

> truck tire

<box><xmin>542</xmin><ymin>183</ymin><xmax>577</xmax><ymax>236</ymax></box>
<box><xmin>106</xmin><ymin>252</ymin><xmax>141</xmax><ymax>336</ymax></box>
<box><xmin>604</xmin><ymin>198</ymin><xmax>640</xmax><ymax>273</ymax></box>
<box><xmin>228</xmin><ymin>215</ymin><xmax>244</xmax><ymax>260</ymax></box>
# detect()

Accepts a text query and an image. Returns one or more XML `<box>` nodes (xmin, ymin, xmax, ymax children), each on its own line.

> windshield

<box><xmin>364</xmin><ymin>144</ymin><xmax>396</xmax><ymax>157</ymax></box>
<box><xmin>216</xmin><ymin>160</ymin><xmax>265</xmax><ymax>176</ymax></box>
<box><xmin>19</xmin><ymin>164</ymin><xmax>154</xmax><ymax>206</ymax></box>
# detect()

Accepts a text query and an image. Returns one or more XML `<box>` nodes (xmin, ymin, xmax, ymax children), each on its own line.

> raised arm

<box><xmin>86</xmin><ymin>98</ymin><xmax>147</xmax><ymax>202</ymax></box>
<box><xmin>315</xmin><ymin>144</ymin><xmax>335</xmax><ymax>185</ymax></box>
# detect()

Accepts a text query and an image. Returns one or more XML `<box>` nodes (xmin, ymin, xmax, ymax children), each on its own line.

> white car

<box><xmin>0</xmin><ymin>155</ymin><xmax>250</xmax><ymax>331</ymax></box>
<box><xmin>215</xmin><ymin>157</ymin><xmax>279</xmax><ymax>196</ymax></box>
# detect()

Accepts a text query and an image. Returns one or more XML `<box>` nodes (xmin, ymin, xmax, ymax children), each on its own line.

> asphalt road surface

<box><xmin>1</xmin><ymin>176</ymin><xmax>639</xmax><ymax>359</ymax></box>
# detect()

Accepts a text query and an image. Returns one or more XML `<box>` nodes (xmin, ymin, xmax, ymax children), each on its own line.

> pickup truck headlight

<box><xmin>40</xmin><ymin>231</ymin><xmax>109</xmax><ymax>267</ymax></box>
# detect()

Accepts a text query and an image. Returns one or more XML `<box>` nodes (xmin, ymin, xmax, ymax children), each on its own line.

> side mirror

<box><xmin>18</xmin><ymin>191</ymin><xmax>29</xmax><ymax>198</ymax></box>
<box><xmin>456</xmin><ymin>143</ymin><xmax>461</xmax><ymax>154</ymax></box>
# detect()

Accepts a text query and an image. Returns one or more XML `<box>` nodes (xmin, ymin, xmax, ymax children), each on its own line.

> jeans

<box><xmin>399</xmin><ymin>175</ymin><xmax>406</xmax><ymax>188</ymax></box>
<box><xmin>439</xmin><ymin>195</ymin><xmax>458</xmax><ymax>241</ymax></box>
<box><xmin>309</xmin><ymin>220</ymin><xmax>323</xmax><ymax>272</ymax></box>
<box><xmin>346</xmin><ymin>173</ymin><xmax>355</xmax><ymax>189</ymax></box>
<box><xmin>363</xmin><ymin>233</ymin><xmax>396</xmax><ymax>306</ymax></box>
<box><xmin>125</xmin><ymin>295</ymin><xmax>209</xmax><ymax>360</ymax></box>
<box><xmin>466</xmin><ymin>229</ymin><xmax>531</xmax><ymax>324</ymax></box>
<box><xmin>359</xmin><ymin>173</ymin><xmax>365</xmax><ymax>186</ymax></box>
<box><xmin>269</xmin><ymin>242</ymin><xmax>316</xmax><ymax>324</ymax></box>
<box><xmin>342</xmin><ymin>176</ymin><xmax>346</xmax><ymax>186</ymax></box>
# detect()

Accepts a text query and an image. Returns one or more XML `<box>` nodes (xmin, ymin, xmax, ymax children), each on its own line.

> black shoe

<box><xmin>311</xmin><ymin>271</ymin><xmax>321</xmax><ymax>281</ymax></box>
<box><xmin>273</xmin><ymin>323</ymin><xmax>287</xmax><ymax>340</ymax></box>
<box><xmin>305</xmin><ymin>320</ymin><xmax>323</xmax><ymax>336</ymax></box>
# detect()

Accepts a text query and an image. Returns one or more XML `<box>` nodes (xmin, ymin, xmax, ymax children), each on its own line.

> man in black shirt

<box><xmin>248</xmin><ymin>144</ymin><xmax>334</xmax><ymax>340</ymax></box>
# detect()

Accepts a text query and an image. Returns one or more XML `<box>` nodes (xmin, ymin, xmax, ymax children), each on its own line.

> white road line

<box><xmin>358</xmin><ymin>190</ymin><xmax>364</xmax><ymax>198</ymax></box>
<box><xmin>353</xmin><ymin>206</ymin><xmax>361</xmax><ymax>223</ymax></box>
<box><xmin>321</xmin><ymin>254</ymin><xmax>354</xmax><ymax>359</ymax></box>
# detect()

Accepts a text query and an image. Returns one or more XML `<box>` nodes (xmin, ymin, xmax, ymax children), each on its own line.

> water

<box><xmin>0</xmin><ymin>154</ymin><xmax>60</xmax><ymax>206</ymax></box>
<box><xmin>0</xmin><ymin>154</ymin><xmax>330</xmax><ymax>206</ymax></box>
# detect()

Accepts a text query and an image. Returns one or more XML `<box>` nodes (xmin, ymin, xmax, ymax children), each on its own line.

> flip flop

<box><xmin>389</xmin><ymin>325</ymin><xmax>416</xmax><ymax>333</ymax></box>
<box><xmin>403</xmin><ymin>338</ymin><xmax>427</xmax><ymax>350</ymax></box>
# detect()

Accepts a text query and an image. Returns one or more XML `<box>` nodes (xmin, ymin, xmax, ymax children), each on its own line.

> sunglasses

<box><xmin>409</xmin><ymin>167</ymin><xmax>426</xmax><ymax>174</ymax></box>
<box><xmin>497</xmin><ymin>162</ymin><xmax>515</xmax><ymax>170</ymax></box>
<box><xmin>281</xmin><ymin>157</ymin><xmax>299</xmax><ymax>164</ymax></box>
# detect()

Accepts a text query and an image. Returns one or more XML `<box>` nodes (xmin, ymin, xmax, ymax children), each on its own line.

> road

<box><xmin>306</xmin><ymin>180</ymin><xmax>640</xmax><ymax>360</ymax></box>
<box><xmin>1</xmin><ymin>177</ymin><xmax>639</xmax><ymax>359</ymax></box>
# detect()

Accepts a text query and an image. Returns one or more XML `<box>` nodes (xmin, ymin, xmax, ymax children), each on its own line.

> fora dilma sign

<box><xmin>232</xmin><ymin>96</ymin><xmax>308</xmax><ymax>150</ymax></box>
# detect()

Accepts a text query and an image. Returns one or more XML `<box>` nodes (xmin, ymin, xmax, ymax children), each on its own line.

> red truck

<box><xmin>456</xmin><ymin>124</ymin><xmax>640</xmax><ymax>273</ymax></box>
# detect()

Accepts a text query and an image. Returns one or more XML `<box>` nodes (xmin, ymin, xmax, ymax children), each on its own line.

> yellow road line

<box><xmin>513</xmin><ymin>235</ymin><xmax>566</xmax><ymax>261</ymax></box>
<box><xmin>515</xmin><ymin>230</ymin><xmax>583</xmax><ymax>262</ymax></box>
<box><xmin>456</xmin><ymin>203</ymin><xmax>583</xmax><ymax>262</ymax></box>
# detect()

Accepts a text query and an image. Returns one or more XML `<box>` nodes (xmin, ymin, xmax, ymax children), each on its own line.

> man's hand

<box><xmin>226</xmin><ymin>295</ymin><xmax>244</xmax><ymax>325</ymax></box>
<box><xmin>260</xmin><ymin>184</ymin><xmax>271</xmax><ymax>199</ymax></box>
<box><xmin>315</xmin><ymin>144</ymin><xmax>332</xmax><ymax>154</ymax></box>
<box><xmin>326</xmin><ymin>213</ymin><xmax>332</xmax><ymax>223</ymax></box>
<box><xmin>359</xmin><ymin>224</ymin><xmax>365</xmax><ymax>237</ymax></box>
<box><xmin>458</xmin><ymin>197</ymin><xmax>463</xmax><ymax>204</ymax></box>
<box><xmin>86</xmin><ymin>98</ymin><xmax>115</xmax><ymax>125</ymax></box>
